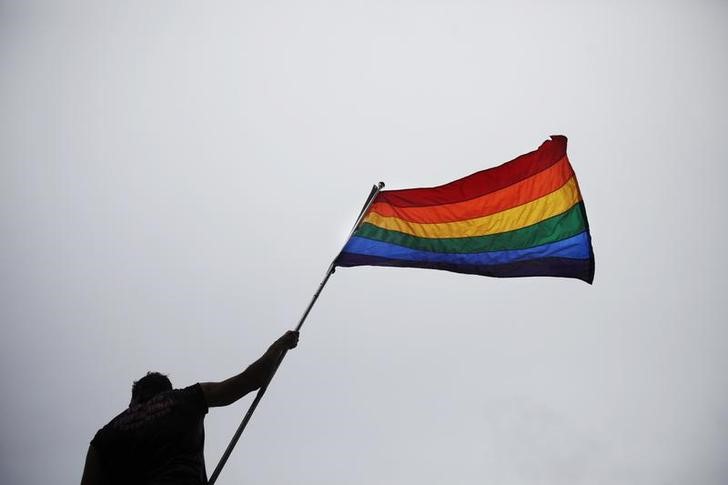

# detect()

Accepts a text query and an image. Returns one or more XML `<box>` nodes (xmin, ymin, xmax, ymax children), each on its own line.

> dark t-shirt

<box><xmin>91</xmin><ymin>384</ymin><xmax>209</xmax><ymax>485</ymax></box>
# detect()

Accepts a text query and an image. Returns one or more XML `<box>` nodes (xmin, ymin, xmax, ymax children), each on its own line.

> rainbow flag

<box><xmin>335</xmin><ymin>136</ymin><xmax>595</xmax><ymax>283</ymax></box>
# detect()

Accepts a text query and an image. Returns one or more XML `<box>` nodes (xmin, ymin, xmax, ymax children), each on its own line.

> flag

<box><xmin>335</xmin><ymin>136</ymin><xmax>595</xmax><ymax>283</ymax></box>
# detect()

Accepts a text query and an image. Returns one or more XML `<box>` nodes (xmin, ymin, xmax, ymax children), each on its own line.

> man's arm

<box><xmin>200</xmin><ymin>330</ymin><xmax>299</xmax><ymax>407</ymax></box>
<box><xmin>80</xmin><ymin>444</ymin><xmax>105</xmax><ymax>485</ymax></box>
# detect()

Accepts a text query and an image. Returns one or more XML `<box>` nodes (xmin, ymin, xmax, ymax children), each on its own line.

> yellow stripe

<box><xmin>363</xmin><ymin>177</ymin><xmax>582</xmax><ymax>238</ymax></box>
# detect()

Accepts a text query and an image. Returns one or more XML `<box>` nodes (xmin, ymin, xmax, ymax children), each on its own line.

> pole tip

<box><xmin>377</xmin><ymin>181</ymin><xmax>385</xmax><ymax>189</ymax></box>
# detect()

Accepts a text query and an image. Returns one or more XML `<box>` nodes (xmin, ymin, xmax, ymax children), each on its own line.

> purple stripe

<box><xmin>335</xmin><ymin>253</ymin><xmax>595</xmax><ymax>284</ymax></box>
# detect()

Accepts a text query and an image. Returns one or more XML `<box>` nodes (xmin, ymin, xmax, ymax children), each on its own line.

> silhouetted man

<box><xmin>81</xmin><ymin>330</ymin><xmax>299</xmax><ymax>484</ymax></box>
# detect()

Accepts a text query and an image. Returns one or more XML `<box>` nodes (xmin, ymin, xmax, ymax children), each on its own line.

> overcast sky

<box><xmin>2</xmin><ymin>1</ymin><xmax>727</xmax><ymax>484</ymax></box>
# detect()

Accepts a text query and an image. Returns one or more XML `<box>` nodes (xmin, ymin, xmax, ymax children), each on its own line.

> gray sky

<box><xmin>2</xmin><ymin>1</ymin><xmax>727</xmax><ymax>484</ymax></box>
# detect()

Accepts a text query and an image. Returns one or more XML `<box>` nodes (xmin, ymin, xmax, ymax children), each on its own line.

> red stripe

<box><xmin>370</xmin><ymin>156</ymin><xmax>574</xmax><ymax>223</ymax></box>
<box><xmin>377</xmin><ymin>135</ymin><xmax>568</xmax><ymax>208</ymax></box>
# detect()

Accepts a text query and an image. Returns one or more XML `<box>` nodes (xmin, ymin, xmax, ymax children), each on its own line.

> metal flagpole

<box><xmin>208</xmin><ymin>182</ymin><xmax>385</xmax><ymax>485</ymax></box>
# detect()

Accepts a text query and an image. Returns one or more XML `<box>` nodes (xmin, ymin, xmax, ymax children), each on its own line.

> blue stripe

<box><xmin>342</xmin><ymin>231</ymin><xmax>591</xmax><ymax>266</ymax></box>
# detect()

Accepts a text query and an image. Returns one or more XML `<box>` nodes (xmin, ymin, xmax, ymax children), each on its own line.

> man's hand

<box><xmin>270</xmin><ymin>330</ymin><xmax>299</xmax><ymax>352</ymax></box>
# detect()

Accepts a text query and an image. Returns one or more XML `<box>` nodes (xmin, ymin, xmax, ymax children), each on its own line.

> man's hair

<box><xmin>131</xmin><ymin>372</ymin><xmax>172</xmax><ymax>405</ymax></box>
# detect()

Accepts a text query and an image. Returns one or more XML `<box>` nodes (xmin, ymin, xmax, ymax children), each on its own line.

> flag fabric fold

<box><xmin>335</xmin><ymin>136</ymin><xmax>595</xmax><ymax>283</ymax></box>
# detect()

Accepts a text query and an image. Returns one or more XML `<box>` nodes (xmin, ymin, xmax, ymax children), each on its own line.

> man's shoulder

<box><xmin>172</xmin><ymin>383</ymin><xmax>209</xmax><ymax>415</ymax></box>
<box><xmin>173</xmin><ymin>383</ymin><xmax>204</xmax><ymax>399</ymax></box>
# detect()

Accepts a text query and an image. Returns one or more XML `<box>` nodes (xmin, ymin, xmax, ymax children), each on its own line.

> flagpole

<box><xmin>208</xmin><ymin>182</ymin><xmax>384</xmax><ymax>485</ymax></box>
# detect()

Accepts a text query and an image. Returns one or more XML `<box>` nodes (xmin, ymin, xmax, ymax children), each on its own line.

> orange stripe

<box><xmin>364</xmin><ymin>177</ymin><xmax>582</xmax><ymax>238</ymax></box>
<box><xmin>370</xmin><ymin>156</ymin><xmax>574</xmax><ymax>224</ymax></box>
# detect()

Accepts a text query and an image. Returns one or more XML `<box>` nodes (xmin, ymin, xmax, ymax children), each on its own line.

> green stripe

<box><xmin>355</xmin><ymin>202</ymin><xmax>587</xmax><ymax>254</ymax></box>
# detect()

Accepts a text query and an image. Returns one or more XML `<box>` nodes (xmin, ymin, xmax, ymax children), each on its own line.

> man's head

<box><xmin>130</xmin><ymin>372</ymin><xmax>172</xmax><ymax>406</ymax></box>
